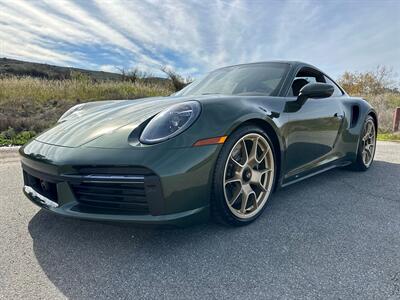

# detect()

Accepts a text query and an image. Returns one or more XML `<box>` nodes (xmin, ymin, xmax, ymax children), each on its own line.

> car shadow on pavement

<box><xmin>28</xmin><ymin>160</ymin><xmax>400</xmax><ymax>299</ymax></box>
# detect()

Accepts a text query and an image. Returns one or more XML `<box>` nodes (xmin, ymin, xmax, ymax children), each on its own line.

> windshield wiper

<box><xmin>200</xmin><ymin>92</ymin><xmax>221</xmax><ymax>95</ymax></box>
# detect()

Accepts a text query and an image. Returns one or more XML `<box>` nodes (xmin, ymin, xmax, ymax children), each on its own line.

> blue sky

<box><xmin>0</xmin><ymin>0</ymin><xmax>399</xmax><ymax>79</ymax></box>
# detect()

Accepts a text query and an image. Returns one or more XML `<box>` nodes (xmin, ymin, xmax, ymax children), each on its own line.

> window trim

<box><xmin>284</xmin><ymin>66</ymin><xmax>345</xmax><ymax>97</ymax></box>
<box><xmin>323</xmin><ymin>74</ymin><xmax>345</xmax><ymax>96</ymax></box>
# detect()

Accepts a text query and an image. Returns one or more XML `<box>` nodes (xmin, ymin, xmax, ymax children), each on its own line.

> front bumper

<box><xmin>20</xmin><ymin>140</ymin><xmax>221</xmax><ymax>226</ymax></box>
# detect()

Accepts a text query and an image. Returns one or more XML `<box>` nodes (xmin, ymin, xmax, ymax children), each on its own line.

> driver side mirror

<box><xmin>297</xmin><ymin>83</ymin><xmax>334</xmax><ymax>105</ymax></box>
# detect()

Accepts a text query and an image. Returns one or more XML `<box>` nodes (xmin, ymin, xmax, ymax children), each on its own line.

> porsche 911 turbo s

<box><xmin>20</xmin><ymin>61</ymin><xmax>377</xmax><ymax>226</ymax></box>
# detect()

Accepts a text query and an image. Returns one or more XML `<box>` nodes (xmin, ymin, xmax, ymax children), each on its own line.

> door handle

<box><xmin>334</xmin><ymin>113</ymin><xmax>344</xmax><ymax>119</ymax></box>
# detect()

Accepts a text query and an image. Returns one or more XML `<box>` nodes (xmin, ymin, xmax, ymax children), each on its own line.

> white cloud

<box><xmin>99</xmin><ymin>64</ymin><xmax>120</xmax><ymax>73</ymax></box>
<box><xmin>0</xmin><ymin>0</ymin><xmax>399</xmax><ymax>79</ymax></box>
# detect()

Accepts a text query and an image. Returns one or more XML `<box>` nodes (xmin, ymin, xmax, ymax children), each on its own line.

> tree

<box><xmin>116</xmin><ymin>67</ymin><xmax>149</xmax><ymax>83</ymax></box>
<box><xmin>337</xmin><ymin>66</ymin><xmax>396</xmax><ymax>96</ymax></box>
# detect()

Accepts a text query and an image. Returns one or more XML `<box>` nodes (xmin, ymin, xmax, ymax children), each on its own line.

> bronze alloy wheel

<box><xmin>223</xmin><ymin>133</ymin><xmax>275</xmax><ymax>219</ymax></box>
<box><xmin>361</xmin><ymin>118</ymin><xmax>376</xmax><ymax>167</ymax></box>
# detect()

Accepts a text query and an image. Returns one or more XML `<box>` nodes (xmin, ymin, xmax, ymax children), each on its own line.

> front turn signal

<box><xmin>193</xmin><ymin>136</ymin><xmax>227</xmax><ymax>147</ymax></box>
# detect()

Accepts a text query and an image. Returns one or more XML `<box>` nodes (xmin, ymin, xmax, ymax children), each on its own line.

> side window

<box><xmin>297</xmin><ymin>76</ymin><xmax>316</xmax><ymax>84</ymax></box>
<box><xmin>288</xmin><ymin>68</ymin><xmax>325</xmax><ymax>97</ymax></box>
<box><xmin>324</xmin><ymin>76</ymin><xmax>343</xmax><ymax>96</ymax></box>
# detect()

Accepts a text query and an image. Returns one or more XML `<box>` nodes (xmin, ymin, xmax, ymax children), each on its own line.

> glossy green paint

<box><xmin>20</xmin><ymin>61</ymin><xmax>376</xmax><ymax>225</ymax></box>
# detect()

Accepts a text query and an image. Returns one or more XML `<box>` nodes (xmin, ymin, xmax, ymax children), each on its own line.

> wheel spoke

<box><xmin>230</xmin><ymin>157</ymin><xmax>245</xmax><ymax>169</ymax></box>
<box><xmin>366</xmin><ymin>122</ymin><xmax>372</xmax><ymax>135</ymax></box>
<box><xmin>241</xmin><ymin>139</ymin><xmax>249</xmax><ymax>164</ymax></box>
<box><xmin>363</xmin><ymin>132</ymin><xmax>369</xmax><ymax>141</ymax></box>
<box><xmin>248</xmin><ymin>137</ymin><xmax>259</xmax><ymax>164</ymax></box>
<box><xmin>240</xmin><ymin>184</ymin><xmax>257</xmax><ymax>213</ymax></box>
<box><xmin>252</xmin><ymin>196</ymin><xmax>259</xmax><ymax>210</ymax></box>
<box><xmin>240</xmin><ymin>185</ymin><xmax>255</xmax><ymax>214</ymax></box>
<box><xmin>229</xmin><ymin>187</ymin><xmax>243</xmax><ymax>206</ymax></box>
<box><xmin>256</xmin><ymin>146</ymin><xmax>269</xmax><ymax>164</ymax></box>
<box><xmin>225</xmin><ymin>176</ymin><xmax>241</xmax><ymax>185</ymax></box>
<box><xmin>230</xmin><ymin>140</ymin><xmax>248</xmax><ymax>168</ymax></box>
<box><xmin>365</xmin><ymin>146</ymin><xmax>371</xmax><ymax>155</ymax></box>
<box><xmin>362</xmin><ymin>150</ymin><xmax>368</xmax><ymax>164</ymax></box>
<box><xmin>240</xmin><ymin>197</ymin><xmax>248</xmax><ymax>213</ymax></box>
<box><xmin>363</xmin><ymin>123</ymin><xmax>372</xmax><ymax>141</ymax></box>
<box><xmin>251</xmin><ymin>168</ymin><xmax>271</xmax><ymax>185</ymax></box>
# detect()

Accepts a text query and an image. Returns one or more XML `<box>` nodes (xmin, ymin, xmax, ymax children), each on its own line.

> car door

<box><xmin>281</xmin><ymin>68</ymin><xmax>345</xmax><ymax>180</ymax></box>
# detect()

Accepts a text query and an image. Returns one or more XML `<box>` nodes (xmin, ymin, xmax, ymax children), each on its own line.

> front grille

<box><xmin>70</xmin><ymin>178</ymin><xmax>150</xmax><ymax>215</ymax></box>
<box><xmin>22</xmin><ymin>164</ymin><xmax>159</xmax><ymax>215</ymax></box>
<box><xmin>23</xmin><ymin>170</ymin><xmax>58</xmax><ymax>203</ymax></box>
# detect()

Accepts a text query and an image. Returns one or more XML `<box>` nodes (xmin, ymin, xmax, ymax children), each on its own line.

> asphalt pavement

<box><xmin>0</xmin><ymin>142</ymin><xmax>399</xmax><ymax>299</ymax></box>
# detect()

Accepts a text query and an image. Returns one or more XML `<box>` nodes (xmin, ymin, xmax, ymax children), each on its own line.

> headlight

<box><xmin>58</xmin><ymin>103</ymin><xmax>87</xmax><ymax>123</ymax></box>
<box><xmin>139</xmin><ymin>101</ymin><xmax>201</xmax><ymax>144</ymax></box>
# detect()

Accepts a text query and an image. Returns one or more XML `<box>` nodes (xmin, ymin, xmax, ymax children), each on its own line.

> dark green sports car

<box><xmin>20</xmin><ymin>61</ymin><xmax>377</xmax><ymax>226</ymax></box>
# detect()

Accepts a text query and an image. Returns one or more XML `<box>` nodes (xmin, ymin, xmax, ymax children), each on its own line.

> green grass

<box><xmin>0</xmin><ymin>130</ymin><xmax>36</xmax><ymax>146</ymax></box>
<box><xmin>377</xmin><ymin>132</ymin><xmax>400</xmax><ymax>142</ymax></box>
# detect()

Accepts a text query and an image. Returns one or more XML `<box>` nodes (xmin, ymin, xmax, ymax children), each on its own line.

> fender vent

<box><xmin>351</xmin><ymin>105</ymin><xmax>360</xmax><ymax>128</ymax></box>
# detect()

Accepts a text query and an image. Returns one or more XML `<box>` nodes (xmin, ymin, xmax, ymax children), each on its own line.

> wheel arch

<box><xmin>368</xmin><ymin>110</ymin><xmax>378</xmax><ymax>133</ymax></box>
<box><xmin>228</xmin><ymin>118</ymin><xmax>284</xmax><ymax>190</ymax></box>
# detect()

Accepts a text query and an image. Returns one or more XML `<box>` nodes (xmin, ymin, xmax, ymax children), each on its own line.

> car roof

<box><xmin>216</xmin><ymin>60</ymin><xmax>316</xmax><ymax>70</ymax></box>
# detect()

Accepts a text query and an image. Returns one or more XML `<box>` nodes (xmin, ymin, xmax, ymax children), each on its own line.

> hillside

<box><xmin>0</xmin><ymin>58</ymin><xmax>177</xmax><ymax>146</ymax></box>
<box><xmin>0</xmin><ymin>58</ymin><xmax>124</xmax><ymax>81</ymax></box>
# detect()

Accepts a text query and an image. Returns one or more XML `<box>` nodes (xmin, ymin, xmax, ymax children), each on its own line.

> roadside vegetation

<box><xmin>0</xmin><ymin>64</ymin><xmax>195</xmax><ymax>146</ymax></box>
<box><xmin>337</xmin><ymin>66</ymin><xmax>400</xmax><ymax>138</ymax></box>
<box><xmin>0</xmin><ymin>62</ymin><xmax>399</xmax><ymax>146</ymax></box>
<box><xmin>0</xmin><ymin>76</ymin><xmax>174</xmax><ymax>146</ymax></box>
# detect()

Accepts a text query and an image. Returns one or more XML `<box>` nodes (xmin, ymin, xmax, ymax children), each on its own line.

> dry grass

<box><xmin>1</xmin><ymin>73</ymin><xmax>399</xmax><ymax>145</ymax></box>
<box><xmin>0</xmin><ymin>76</ymin><xmax>172</xmax><ymax>103</ymax></box>
<box><xmin>0</xmin><ymin>76</ymin><xmax>173</xmax><ymax>144</ymax></box>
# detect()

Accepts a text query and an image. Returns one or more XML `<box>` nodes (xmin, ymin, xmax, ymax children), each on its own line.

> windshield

<box><xmin>176</xmin><ymin>63</ymin><xmax>289</xmax><ymax>97</ymax></box>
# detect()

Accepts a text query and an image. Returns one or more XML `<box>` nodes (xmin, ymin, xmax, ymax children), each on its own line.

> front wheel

<box><xmin>211</xmin><ymin>126</ymin><xmax>276</xmax><ymax>226</ymax></box>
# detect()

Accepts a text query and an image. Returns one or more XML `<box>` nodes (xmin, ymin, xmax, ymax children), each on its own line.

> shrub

<box><xmin>337</xmin><ymin>66</ymin><xmax>400</xmax><ymax>133</ymax></box>
<box><xmin>160</xmin><ymin>66</ymin><xmax>192</xmax><ymax>91</ymax></box>
<box><xmin>0</xmin><ymin>130</ymin><xmax>36</xmax><ymax>146</ymax></box>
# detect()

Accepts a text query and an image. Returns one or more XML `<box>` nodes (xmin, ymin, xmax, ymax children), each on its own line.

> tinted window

<box><xmin>288</xmin><ymin>68</ymin><xmax>325</xmax><ymax>97</ymax></box>
<box><xmin>287</xmin><ymin>76</ymin><xmax>317</xmax><ymax>96</ymax></box>
<box><xmin>176</xmin><ymin>63</ymin><xmax>289</xmax><ymax>97</ymax></box>
<box><xmin>324</xmin><ymin>76</ymin><xmax>343</xmax><ymax>96</ymax></box>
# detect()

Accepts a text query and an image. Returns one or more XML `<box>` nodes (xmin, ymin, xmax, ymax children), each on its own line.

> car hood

<box><xmin>35</xmin><ymin>96</ymin><xmax>191</xmax><ymax>148</ymax></box>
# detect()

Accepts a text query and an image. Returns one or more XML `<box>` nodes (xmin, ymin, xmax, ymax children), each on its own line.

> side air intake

<box><xmin>350</xmin><ymin>105</ymin><xmax>360</xmax><ymax>128</ymax></box>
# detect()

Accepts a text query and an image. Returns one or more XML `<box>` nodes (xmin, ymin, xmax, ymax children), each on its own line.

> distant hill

<box><xmin>0</xmin><ymin>58</ymin><xmax>126</xmax><ymax>81</ymax></box>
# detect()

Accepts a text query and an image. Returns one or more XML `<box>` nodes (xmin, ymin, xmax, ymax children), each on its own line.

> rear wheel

<box><xmin>350</xmin><ymin>116</ymin><xmax>376</xmax><ymax>171</ymax></box>
<box><xmin>211</xmin><ymin>126</ymin><xmax>276</xmax><ymax>226</ymax></box>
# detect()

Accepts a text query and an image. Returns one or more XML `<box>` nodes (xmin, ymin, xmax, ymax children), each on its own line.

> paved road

<box><xmin>1</xmin><ymin>142</ymin><xmax>399</xmax><ymax>299</ymax></box>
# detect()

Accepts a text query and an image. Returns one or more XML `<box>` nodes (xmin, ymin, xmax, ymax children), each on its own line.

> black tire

<box><xmin>211</xmin><ymin>125</ymin><xmax>276</xmax><ymax>226</ymax></box>
<box><xmin>348</xmin><ymin>115</ymin><xmax>377</xmax><ymax>171</ymax></box>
